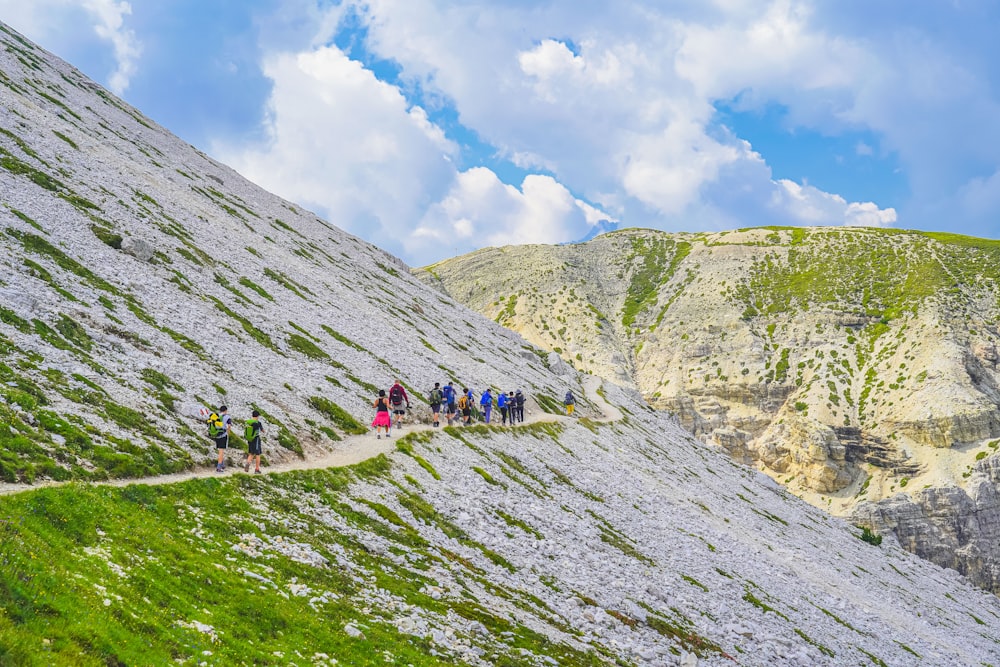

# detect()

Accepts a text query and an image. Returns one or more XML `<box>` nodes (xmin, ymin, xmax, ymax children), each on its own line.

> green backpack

<box><xmin>207</xmin><ymin>412</ymin><xmax>225</xmax><ymax>438</ymax></box>
<box><xmin>244</xmin><ymin>418</ymin><xmax>261</xmax><ymax>442</ymax></box>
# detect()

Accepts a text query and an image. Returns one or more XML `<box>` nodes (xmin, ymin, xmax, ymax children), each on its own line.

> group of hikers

<box><xmin>203</xmin><ymin>380</ymin><xmax>576</xmax><ymax>469</ymax></box>
<box><xmin>371</xmin><ymin>379</ymin><xmax>529</xmax><ymax>439</ymax></box>
<box><xmin>206</xmin><ymin>406</ymin><xmax>264</xmax><ymax>474</ymax></box>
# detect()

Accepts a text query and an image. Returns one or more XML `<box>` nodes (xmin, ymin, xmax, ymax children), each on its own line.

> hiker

<box><xmin>372</xmin><ymin>389</ymin><xmax>392</xmax><ymax>439</ymax></box>
<box><xmin>243</xmin><ymin>410</ymin><xmax>264</xmax><ymax>474</ymax></box>
<box><xmin>514</xmin><ymin>389</ymin><xmax>525</xmax><ymax>423</ymax></box>
<box><xmin>389</xmin><ymin>379</ymin><xmax>410</xmax><ymax>429</ymax></box>
<box><xmin>442</xmin><ymin>382</ymin><xmax>457</xmax><ymax>426</ymax></box>
<box><xmin>428</xmin><ymin>382</ymin><xmax>443</xmax><ymax>427</ymax></box>
<box><xmin>498</xmin><ymin>390</ymin><xmax>509</xmax><ymax>425</ymax></box>
<box><xmin>209</xmin><ymin>405</ymin><xmax>232</xmax><ymax>472</ymax></box>
<box><xmin>458</xmin><ymin>388</ymin><xmax>472</xmax><ymax>425</ymax></box>
<box><xmin>466</xmin><ymin>387</ymin><xmax>479</xmax><ymax>423</ymax></box>
<box><xmin>480</xmin><ymin>388</ymin><xmax>493</xmax><ymax>424</ymax></box>
<box><xmin>564</xmin><ymin>390</ymin><xmax>575</xmax><ymax>416</ymax></box>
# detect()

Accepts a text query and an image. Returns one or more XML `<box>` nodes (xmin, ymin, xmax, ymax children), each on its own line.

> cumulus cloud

<box><xmin>215</xmin><ymin>42</ymin><xmax>605</xmax><ymax>265</ymax></box>
<box><xmin>411</xmin><ymin>169</ymin><xmax>594</xmax><ymax>257</ymax></box>
<box><xmin>336</xmin><ymin>0</ymin><xmax>899</xmax><ymax>240</ymax></box>
<box><xmin>0</xmin><ymin>0</ymin><xmax>140</xmax><ymax>94</ymax></box>
<box><xmin>215</xmin><ymin>46</ymin><xmax>458</xmax><ymax>256</ymax></box>
<box><xmin>773</xmin><ymin>180</ymin><xmax>896</xmax><ymax>228</ymax></box>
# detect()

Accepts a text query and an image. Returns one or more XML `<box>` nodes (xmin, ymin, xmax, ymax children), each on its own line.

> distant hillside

<box><xmin>417</xmin><ymin>226</ymin><xmax>1000</xmax><ymax>592</ymax></box>
<box><xmin>4</xmin><ymin>21</ymin><xmax>1000</xmax><ymax>665</ymax></box>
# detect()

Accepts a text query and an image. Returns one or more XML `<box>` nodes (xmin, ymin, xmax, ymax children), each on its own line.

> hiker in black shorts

<box><xmin>443</xmin><ymin>382</ymin><xmax>457</xmax><ymax>425</ymax></box>
<box><xmin>458</xmin><ymin>388</ymin><xmax>472</xmax><ymax>425</ymax></box>
<box><xmin>213</xmin><ymin>405</ymin><xmax>232</xmax><ymax>472</ymax></box>
<box><xmin>243</xmin><ymin>410</ymin><xmax>264</xmax><ymax>474</ymax></box>
<box><xmin>514</xmin><ymin>390</ymin><xmax>525</xmax><ymax>423</ymax></box>
<box><xmin>389</xmin><ymin>379</ymin><xmax>410</xmax><ymax>429</ymax></box>
<box><xmin>428</xmin><ymin>382</ymin><xmax>443</xmax><ymax>427</ymax></box>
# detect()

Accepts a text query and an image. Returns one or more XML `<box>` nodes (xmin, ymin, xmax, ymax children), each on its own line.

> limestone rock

<box><xmin>417</xmin><ymin>226</ymin><xmax>1000</xmax><ymax>588</ymax></box>
<box><xmin>120</xmin><ymin>236</ymin><xmax>155</xmax><ymax>262</ymax></box>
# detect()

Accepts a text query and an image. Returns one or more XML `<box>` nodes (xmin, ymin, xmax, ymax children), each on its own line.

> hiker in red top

<box><xmin>388</xmin><ymin>379</ymin><xmax>410</xmax><ymax>429</ymax></box>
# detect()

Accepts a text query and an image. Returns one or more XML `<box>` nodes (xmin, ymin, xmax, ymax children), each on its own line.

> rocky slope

<box><xmin>416</xmin><ymin>227</ymin><xmax>1000</xmax><ymax>593</ymax></box>
<box><xmin>3</xmin><ymin>21</ymin><xmax>1000</xmax><ymax>665</ymax></box>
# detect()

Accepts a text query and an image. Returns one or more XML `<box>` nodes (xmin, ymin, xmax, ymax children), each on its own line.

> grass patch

<box><xmin>288</xmin><ymin>333</ymin><xmax>329</xmax><ymax>360</ymax></box>
<box><xmin>308</xmin><ymin>396</ymin><xmax>367</xmax><ymax>435</ymax></box>
<box><xmin>395</xmin><ymin>436</ymin><xmax>441</xmax><ymax>480</ymax></box>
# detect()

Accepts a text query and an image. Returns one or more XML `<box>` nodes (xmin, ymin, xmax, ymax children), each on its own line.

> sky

<box><xmin>2</xmin><ymin>1</ymin><xmax>1000</xmax><ymax>267</ymax></box>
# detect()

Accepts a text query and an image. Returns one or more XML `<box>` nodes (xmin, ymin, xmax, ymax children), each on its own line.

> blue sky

<box><xmin>3</xmin><ymin>1</ymin><xmax>1000</xmax><ymax>266</ymax></box>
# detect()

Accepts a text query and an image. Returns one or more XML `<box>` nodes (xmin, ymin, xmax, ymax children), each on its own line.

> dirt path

<box><xmin>0</xmin><ymin>377</ymin><xmax>620</xmax><ymax>496</ymax></box>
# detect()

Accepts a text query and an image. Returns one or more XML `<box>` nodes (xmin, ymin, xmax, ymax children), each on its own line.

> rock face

<box><xmin>853</xmin><ymin>454</ymin><xmax>1000</xmax><ymax>593</ymax></box>
<box><xmin>418</xmin><ymin>227</ymin><xmax>1000</xmax><ymax>589</ymax></box>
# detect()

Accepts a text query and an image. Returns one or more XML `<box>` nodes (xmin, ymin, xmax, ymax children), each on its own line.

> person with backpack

<box><xmin>428</xmin><ymin>382</ymin><xmax>443</xmax><ymax>427</ymax></box>
<box><xmin>466</xmin><ymin>387</ymin><xmax>479</xmax><ymax>423</ymax></box>
<box><xmin>498</xmin><ymin>390</ymin><xmax>509</xmax><ymax>425</ymax></box>
<box><xmin>442</xmin><ymin>382</ymin><xmax>457</xmax><ymax>426</ymax></box>
<box><xmin>243</xmin><ymin>410</ymin><xmax>264</xmax><ymax>474</ymax></box>
<box><xmin>457</xmin><ymin>388</ymin><xmax>472</xmax><ymax>425</ymax></box>
<box><xmin>480</xmin><ymin>388</ymin><xmax>493</xmax><ymax>424</ymax></box>
<box><xmin>208</xmin><ymin>405</ymin><xmax>232</xmax><ymax>472</ymax></box>
<box><xmin>564</xmin><ymin>390</ymin><xmax>576</xmax><ymax>416</ymax></box>
<box><xmin>388</xmin><ymin>379</ymin><xmax>410</xmax><ymax>429</ymax></box>
<box><xmin>514</xmin><ymin>390</ymin><xmax>525</xmax><ymax>423</ymax></box>
<box><xmin>372</xmin><ymin>389</ymin><xmax>392</xmax><ymax>439</ymax></box>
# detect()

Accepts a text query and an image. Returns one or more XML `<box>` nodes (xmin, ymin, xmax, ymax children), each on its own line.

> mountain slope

<box><xmin>3</xmin><ymin>22</ymin><xmax>1000</xmax><ymax>666</ymax></box>
<box><xmin>416</xmin><ymin>226</ymin><xmax>1000</xmax><ymax>593</ymax></box>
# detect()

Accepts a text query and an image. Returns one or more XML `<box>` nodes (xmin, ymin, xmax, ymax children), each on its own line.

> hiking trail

<box><xmin>0</xmin><ymin>376</ymin><xmax>618</xmax><ymax>496</ymax></box>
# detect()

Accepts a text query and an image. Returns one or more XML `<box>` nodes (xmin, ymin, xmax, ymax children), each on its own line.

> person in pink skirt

<box><xmin>372</xmin><ymin>389</ymin><xmax>392</xmax><ymax>439</ymax></box>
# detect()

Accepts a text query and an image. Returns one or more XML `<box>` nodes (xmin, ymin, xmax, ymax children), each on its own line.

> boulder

<box><xmin>120</xmin><ymin>236</ymin><xmax>155</xmax><ymax>263</ymax></box>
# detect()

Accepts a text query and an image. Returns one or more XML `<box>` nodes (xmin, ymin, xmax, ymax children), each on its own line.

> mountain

<box><xmin>565</xmin><ymin>219</ymin><xmax>620</xmax><ymax>244</ymax></box>
<box><xmin>3</xmin><ymin>22</ymin><xmax>1000</xmax><ymax>665</ymax></box>
<box><xmin>416</xmin><ymin>226</ymin><xmax>1000</xmax><ymax>594</ymax></box>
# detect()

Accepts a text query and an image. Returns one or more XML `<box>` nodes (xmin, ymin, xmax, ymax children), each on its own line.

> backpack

<box><xmin>390</xmin><ymin>385</ymin><xmax>404</xmax><ymax>404</ymax></box>
<box><xmin>565</xmin><ymin>392</ymin><xmax>574</xmax><ymax>404</ymax></box>
<box><xmin>244</xmin><ymin>418</ymin><xmax>261</xmax><ymax>442</ymax></box>
<box><xmin>457</xmin><ymin>395</ymin><xmax>469</xmax><ymax>410</ymax></box>
<box><xmin>428</xmin><ymin>388</ymin><xmax>442</xmax><ymax>404</ymax></box>
<box><xmin>207</xmin><ymin>412</ymin><xmax>225</xmax><ymax>438</ymax></box>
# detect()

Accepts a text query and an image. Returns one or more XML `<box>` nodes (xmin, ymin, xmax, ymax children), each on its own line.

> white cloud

<box><xmin>334</xmin><ymin>0</ymin><xmax>897</xmax><ymax>239</ymax></box>
<box><xmin>214</xmin><ymin>43</ymin><xmax>607</xmax><ymax>265</ymax></box>
<box><xmin>215</xmin><ymin>45</ymin><xmax>458</xmax><ymax>257</ymax></box>
<box><xmin>0</xmin><ymin>0</ymin><xmax>140</xmax><ymax>94</ymax></box>
<box><xmin>773</xmin><ymin>180</ymin><xmax>895</xmax><ymax>228</ymax></box>
<box><xmin>410</xmin><ymin>169</ymin><xmax>594</xmax><ymax>259</ymax></box>
<box><xmin>82</xmin><ymin>0</ymin><xmax>139</xmax><ymax>94</ymax></box>
<box><xmin>845</xmin><ymin>201</ymin><xmax>896</xmax><ymax>228</ymax></box>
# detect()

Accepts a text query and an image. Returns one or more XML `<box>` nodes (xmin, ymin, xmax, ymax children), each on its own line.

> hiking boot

<box><xmin>216</xmin><ymin>465</ymin><xmax>224</xmax><ymax>473</ymax></box>
<box><xmin>244</xmin><ymin>460</ymin><xmax>251</xmax><ymax>473</ymax></box>
<box><xmin>377</xmin><ymin>434</ymin><xmax>381</xmax><ymax>440</ymax></box>
<box><xmin>254</xmin><ymin>469</ymin><xmax>262</xmax><ymax>474</ymax></box>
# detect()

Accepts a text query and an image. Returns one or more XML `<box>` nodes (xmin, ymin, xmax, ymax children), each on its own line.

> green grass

<box><xmin>264</xmin><ymin>267</ymin><xmax>313</xmax><ymax>299</ymax></box>
<box><xmin>308</xmin><ymin>396</ymin><xmax>367</xmax><ymax>435</ymax></box>
<box><xmin>621</xmin><ymin>236</ymin><xmax>691</xmax><ymax>327</ymax></box>
<box><xmin>207</xmin><ymin>296</ymin><xmax>275</xmax><ymax>350</ymax></box>
<box><xmin>0</xmin><ymin>475</ymin><xmax>459</xmax><ymax>665</ymax></box>
<box><xmin>7</xmin><ymin>227</ymin><xmax>119</xmax><ymax>295</ymax></box>
<box><xmin>288</xmin><ymin>333</ymin><xmax>329</xmax><ymax>360</ymax></box>
<box><xmin>238</xmin><ymin>276</ymin><xmax>274</xmax><ymax>301</ymax></box>
<box><xmin>321</xmin><ymin>325</ymin><xmax>365</xmax><ymax>352</ymax></box>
